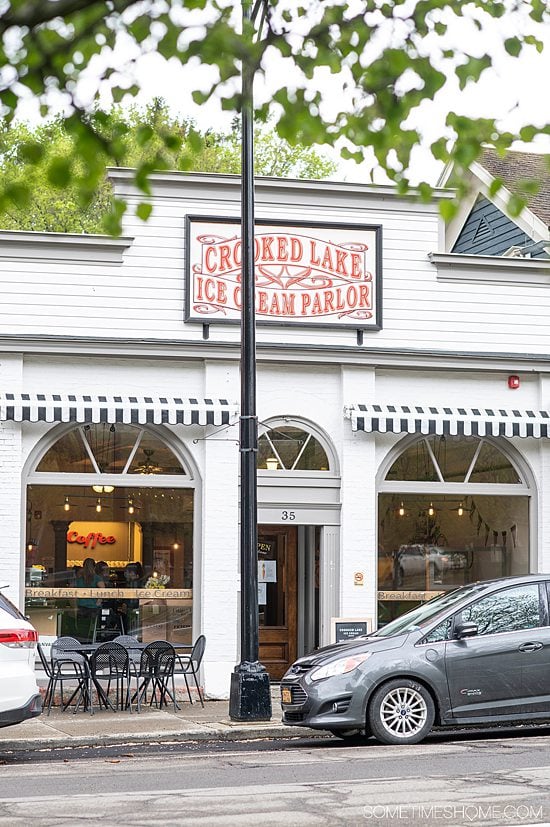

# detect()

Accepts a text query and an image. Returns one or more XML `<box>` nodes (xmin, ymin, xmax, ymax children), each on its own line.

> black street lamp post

<box><xmin>228</xmin><ymin>0</ymin><xmax>272</xmax><ymax>721</ymax></box>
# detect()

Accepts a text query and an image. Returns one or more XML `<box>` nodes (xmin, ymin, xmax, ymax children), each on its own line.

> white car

<box><xmin>0</xmin><ymin>590</ymin><xmax>42</xmax><ymax>727</ymax></box>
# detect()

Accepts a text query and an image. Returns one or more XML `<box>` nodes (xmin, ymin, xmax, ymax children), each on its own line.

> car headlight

<box><xmin>310</xmin><ymin>652</ymin><xmax>372</xmax><ymax>681</ymax></box>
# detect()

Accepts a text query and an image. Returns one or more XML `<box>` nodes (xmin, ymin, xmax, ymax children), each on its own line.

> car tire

<box><xmin>368</xmin><ymin>679</ymin><xmax>435</xmax><ymax>745</ymax></box>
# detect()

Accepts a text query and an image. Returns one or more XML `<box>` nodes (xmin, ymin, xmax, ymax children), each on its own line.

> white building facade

<box><xmin>1</xmin><ymin>171</ymin><xmax>549</xmax><ymax>698</ymax></box>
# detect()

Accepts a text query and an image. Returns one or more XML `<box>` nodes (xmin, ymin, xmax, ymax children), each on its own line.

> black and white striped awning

<box><xmin>345</xmin><ymin>403</ymin><xmax>550</xmax><ymax>438</ymax></box>
<box><xmin>0</xmin><ymin>394</ymin><xmax>238</xmax><ymax>426</ymax></box>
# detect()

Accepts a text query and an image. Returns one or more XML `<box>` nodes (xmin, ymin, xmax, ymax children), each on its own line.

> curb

<box><xmin>0</xmin><ymin>724</ymin><xmax>321</xmax><ymax>753</ymax></box>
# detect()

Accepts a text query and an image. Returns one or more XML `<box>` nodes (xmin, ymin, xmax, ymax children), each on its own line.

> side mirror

<box><xmin>455</xmin><ymin>621</ymin><xmax>478</xmax><ymax>639</ymax></box>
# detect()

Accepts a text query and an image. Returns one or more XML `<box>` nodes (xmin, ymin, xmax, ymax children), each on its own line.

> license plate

<box><xmin>281</xmin><ymin>687</ymin><xmax>292</xmax><ymax>705</ymax></box>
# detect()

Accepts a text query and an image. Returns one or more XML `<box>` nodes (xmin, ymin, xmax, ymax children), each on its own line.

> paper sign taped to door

<box><xmin>258</xmin><ymin>561</ymin><xmax>276</xmax><ymax>583</ymax></box>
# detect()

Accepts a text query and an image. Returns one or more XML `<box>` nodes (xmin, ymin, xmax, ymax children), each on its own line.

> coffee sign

<box><xmin>185</xmin><ymin>217</ymin><xmax>382</xmax><ymax>329</ymax></box>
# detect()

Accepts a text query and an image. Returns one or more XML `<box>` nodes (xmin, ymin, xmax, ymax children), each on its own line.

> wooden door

<box><xmin>258</xmin><ymin>525</ymin><xmax>297</xmax><ymax>681</ymax></box>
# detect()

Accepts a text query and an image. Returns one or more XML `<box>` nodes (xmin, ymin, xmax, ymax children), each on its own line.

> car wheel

<box><xmin>368</xmin><ymin>679</ymin><xmax>435</xmax><ymax>745</ymax></box>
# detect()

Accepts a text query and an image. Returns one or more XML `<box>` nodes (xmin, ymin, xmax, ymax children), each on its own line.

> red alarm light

<box><xmin>508</xmin><ymin>375</ymin><xmax>520</xmax><ymax>390</ymax></box>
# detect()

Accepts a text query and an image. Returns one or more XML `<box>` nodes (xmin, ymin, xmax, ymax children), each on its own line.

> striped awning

<box><xmin>345</xmin><ymin>403</ymin><xmax>550</xmax><ymax>438</ymax></box>
<box><xmin>0</xmin><ymin>393</ymin><xmax>238</xmax><ymax>426</ymax></box>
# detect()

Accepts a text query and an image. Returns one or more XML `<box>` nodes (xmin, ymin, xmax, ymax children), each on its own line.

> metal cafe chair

<box><xmin>173</xmin><ymin>635</ymin><xmax>206</xmax><ymax>707</ymax></box>
<box><xmin>133</xmin><ymin>641</ymin><xmax>177</xmax><ymax>713</ymax></box>
<box><xmin>89</xmin><ymin>641</ymin><xmax>130</xmax><ymax>714</ymax></box>
<box><xmin>45</xmin><ymin>637</ymin><xmax>90</xmax><ymax>715</ymax></box>
<box><xmin>113</xmin><ymin>634</ymin><xmax>142</xmax><ymax>686</ymax></box>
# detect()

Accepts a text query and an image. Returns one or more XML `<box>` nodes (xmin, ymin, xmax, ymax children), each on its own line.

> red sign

<box><xmin>67</xmin><ymin>531</ymin><xmax>116</xmax><ymax>549</ymax></box>
<box><xmin>185</xmin><ymin>218</ymin><xmax>382</xmax><ymax>329</ymax></box>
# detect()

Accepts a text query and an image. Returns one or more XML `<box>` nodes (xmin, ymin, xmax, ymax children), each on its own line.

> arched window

<box><xmin>257</xmin><ymin>424</ymin><xmax>331</xmax><ymax>472</ymax></box>
<box><xmin>36</xmin><ymin>424</ymin><xmax>188</xmax><ymax>476</ymax></box>
<box><xmin>378</xmin><ymin>435</ymin><xmax>531</xmax><ymax>625</ymax></box>
<box><xmin>25</xmin><ymin>423</ymin><xmax>194</xmax><ymax>644</ymax></box>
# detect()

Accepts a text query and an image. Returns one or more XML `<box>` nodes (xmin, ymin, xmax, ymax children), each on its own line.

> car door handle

<box><xmin>518</xmin><ymin>642</ymin><xmax>543</xmax><ymax>652</ymax></box>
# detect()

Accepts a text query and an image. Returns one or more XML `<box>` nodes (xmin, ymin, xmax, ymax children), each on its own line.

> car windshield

<box><xmin>373</xmin><ymin>582</ymin><xmax>490</xmax><ymax>637</ymax></box>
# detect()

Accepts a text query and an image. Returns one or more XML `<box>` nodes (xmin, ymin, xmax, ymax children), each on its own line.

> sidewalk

<box><xmin>0</xmin><ymin>685</ymin><xmax>319</xmax><ymax>753</ymax></box>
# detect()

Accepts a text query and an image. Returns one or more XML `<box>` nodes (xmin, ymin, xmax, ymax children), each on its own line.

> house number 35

<box><xmin>281</xmin><ymin>510</ymin><xmax>296</xmax><ymax>521</ymax></box>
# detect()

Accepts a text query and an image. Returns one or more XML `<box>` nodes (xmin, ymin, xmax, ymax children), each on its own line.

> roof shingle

<box><xmin>479</xmin><ymin>148</ymin><xmax>550</xmax><ymax>227</ymax></box>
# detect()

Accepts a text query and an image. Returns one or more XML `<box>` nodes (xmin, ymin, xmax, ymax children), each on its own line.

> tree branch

<box><xmin>1</xmin><ymin>0</ymin><xmax>136</xmax><ymax>31</ymax></box>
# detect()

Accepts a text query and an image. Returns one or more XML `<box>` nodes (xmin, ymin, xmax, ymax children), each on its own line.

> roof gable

<box><xmin>452</xmin><ymin>195</ymin><xmax>546</xmax><ymax>258</ymax></box>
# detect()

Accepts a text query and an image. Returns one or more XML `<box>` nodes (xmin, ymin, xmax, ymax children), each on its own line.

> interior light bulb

<box><xmin>458</xmin><ymin>503</ymin><xmax>464</xmax><ymax>517</ymax></box>
<box><xmin>428</xmin><ymin>503</ymin><xmax>435</xmax><ymax>517</ymax></box>
<box><xmin>128</xmin><ymin>500</ymin><xmax>135</xmax><ymax>515</ymax></box>
<box><xmin>96</xmin><ymin>498</ymin><xmax>102</xmax><ymax>513</ymax></box>
<box><xmin>398</xmin><ymin>502</ymin><xmax>405</xmax><ymax>517</ymax></box>
<box><xmin>64</xmin><ymin>497</ymin><xmax>70</xmax><ymax>512</ymax></box>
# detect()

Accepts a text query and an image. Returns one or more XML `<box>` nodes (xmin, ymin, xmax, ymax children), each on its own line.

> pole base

<box><xmin>229</xmin><ymin>662</ymin><xmax>272</xmax><ymax>721</ymax></box>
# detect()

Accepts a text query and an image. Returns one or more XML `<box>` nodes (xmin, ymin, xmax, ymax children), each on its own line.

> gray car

<box><xmin>281</xmin><ymin>574</ymin><xmax>550</xmax><ymax>744</ymax></box>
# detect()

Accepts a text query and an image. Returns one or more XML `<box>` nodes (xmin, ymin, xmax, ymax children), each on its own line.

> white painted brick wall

<box><xmin>201</xmin><ymin>360</ymin><xmax>240</xmax><ymax>698</ymax></box>
<box><xmin>340</xmin><ymin>366</ymin><xmax>377</xmax><ymax>622</ymax></box>
<box><xmin>0</xmin><ymin>422</ymin><xmax>23</xmax><ymax>607</ymax></box>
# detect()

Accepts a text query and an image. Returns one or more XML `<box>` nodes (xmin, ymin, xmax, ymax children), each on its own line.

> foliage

<box><xmin>0</xmin><ymin>0</ymin><xmax>548</xmax><ymax>233</ymax></box>
<box><xmin>0</xmin><ymin>102</ymin><xmax>336</xmax><ymax>233</ymax></box>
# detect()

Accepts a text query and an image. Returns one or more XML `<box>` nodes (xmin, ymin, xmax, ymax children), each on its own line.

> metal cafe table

<box><xmin>60</xmin><ymin>640</ymin><xmax>192</xmax><ymax>714</ymax></box>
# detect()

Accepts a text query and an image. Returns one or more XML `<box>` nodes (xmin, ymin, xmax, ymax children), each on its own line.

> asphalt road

<box><xmin>1</xmin><ymin>729</ymin><xmax>550</xmax><ymax>826</ymax></box>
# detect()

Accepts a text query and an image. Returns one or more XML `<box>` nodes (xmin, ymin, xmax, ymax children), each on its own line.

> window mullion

<box><xmin>291</xmin><ymin>434</ymin><xmax>311</xmax><ymax>471</ymax></box>
<box><xmin>79</xmin><ymin>427</ymin><xmax>101</xmax><ymax>474</ymax></box>
<box><xmin>122</xmin><ymin>429</ymin><xmax>144</xmax><ymax>474</ymax></box>
<box><xmin>464</xmin><ymin>439</ymin><xmax>484</xmax><ymax>483</ymax></box>
<box><xmin>266</xmin><ymin>434</ymin><xmax>285</xmax><ymax>470</ymax></box>
<box><xmin>425</xmin><ymin>438</ymin><xmax>445</xmax><ymax>483</ymax></box>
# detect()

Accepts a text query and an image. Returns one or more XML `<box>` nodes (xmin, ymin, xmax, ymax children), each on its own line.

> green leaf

<box><xmin>136</xmin><ymin>202</ymin><xmax>153</xmax><ymax>221</ymax></box>
<box><xmin>19</xmin><ymin>142</ymin><xmax>44</xmax><ymax>164</ymax></box>
<box><xmin>504</xmin><ymin>37</ymin><xmax>522</xmax><ymax>57</ymax></box>
<box><xmin>5</xmin><ymin>182</ymin><xmax>31</xmax><ymax>207</ymax></box>
<box><xmin>192</xmin><ymin>90</ymin><xmax>210</xmax><ymax>105</ymax></box>
<box><xmin>455</xmin><ymin>55</ymin><xmax>492</xmax><ymax>90</ymax></box>
<box><xmin>136</xmin><ymin>125</ymin><xmax>154</xmax><ymax>147</ymax></box>
<box><xmin>488</xmin><ymin>179</ymin><xmax>503</xmax><ymax>198</ymax></box>
<box><xmin>507</xmin><ymin>193</ymin><xmax>526</xmax><ymax>217</ymax></box>
<box><xmin>102</xmin><ymin>198</ymin><xmax>127</xmax><ymax>237</ymax></box>
<box><xmin>47</xmin><ymin>158</ymin><xmax>72</xmax><ymax>188</ymax></box>
<box><xmin>524</xmin><ymin>34</ymin><xmax>544</xmax><ymax>53</ymax></box>
<box><xmin>439</xmin><ymin>199</ymin><xmax>458</xmax><ymax>222</ymax></box>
